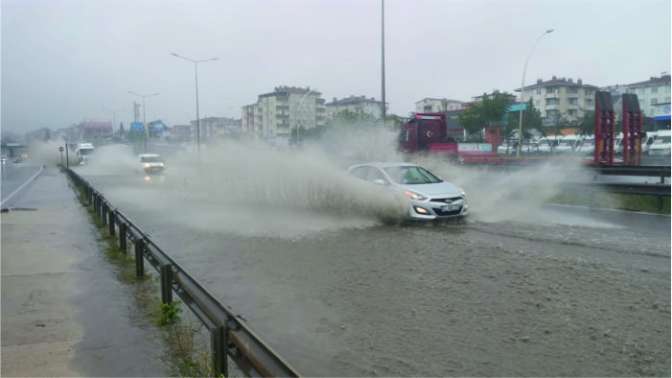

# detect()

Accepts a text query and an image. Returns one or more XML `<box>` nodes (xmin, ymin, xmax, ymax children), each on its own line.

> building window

<box><xmin>568</xmin><ymin>110</ymin><xmax>577</xmax><ymax>116</ymax></box>
<box><xmin>568</xmin><ymin>98</ymin><xmax>578</xmax><ymax>105</ymax></box>
<box><xmin>545</xmin><ymin>98</ymin><xmax>559</xmax><ymax>105</ymax></box>
<box><xmin>651</xmin><ymin>98</ymin><xmax>657</xmax><ymax>105</ymax></box>
<box><xmin>651</xmin><ymin>87</ymin><xmax>658</xmax><ymax>93</ymax></box>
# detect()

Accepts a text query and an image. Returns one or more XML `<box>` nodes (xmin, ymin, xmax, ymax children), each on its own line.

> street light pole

<box><xmin>517</xmin><ymin>29</ymin><xmax>554</xmax><ymax>157</ymax></box>
<box><xmin>380</xmin><ymin>0</ymin><xmax>387</xmax><ymax>124</ymax></box>
<box><xmin>171</xmin><ymin>53</ymin><xmax>218</xmax><ymax>153</ymax></box>
<box><xmin>129</xmin><ymin>91</ymin><xmax>159</xmax><ymax>152</ymax></box>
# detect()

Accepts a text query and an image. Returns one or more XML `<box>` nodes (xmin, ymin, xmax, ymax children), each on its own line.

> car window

<box><xmin>350</xmin><ymin>166</ymin><xmax>369</xmax><ymax>180</ymax></box>
<box><xmin>384</xmin><ymin>166</ymin><xmax>442</xmax><ymax>185</ymax></box>
<box><xmin>367</xmin><ymin>168</ymin><xmax>388</xmax><ymax>183</ymax></box>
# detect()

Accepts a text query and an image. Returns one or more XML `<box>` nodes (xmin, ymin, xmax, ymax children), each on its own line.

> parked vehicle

<box><xmin>575</xmin><ymin>137</ymin><xmax>595</xmax><ymax>155</ymax></box>
<box><xmin>648</xmin><ymin>130</ymin><xmax>671</xmax><ymax>156</ymax></box>
<box><xmin>554</xmin><ymin>135</ymin><xmax>580</xmax><ymax>153</ymax></box>
<box><xmin>399</xmin><ymin>113</ymin><xmax>503</xmax><ymax>164</ymax></box>
<box><xmin>348</xmin><ymin>162</ymin><xmax>468</xmax><ymax>221</ymax></box>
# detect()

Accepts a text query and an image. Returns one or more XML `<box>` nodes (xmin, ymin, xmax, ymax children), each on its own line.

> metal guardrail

<box><xmin>570</xmin><ymin>182</ymin><xmax>671</xmax><ymax>197</ymax></box>
<box><xmin>588</xmin><ymin>165</ymin><xmax>671</xmax><ymax>182</ymax></box>
<box><xmin>64</xmin><ymin>168</ymin><xmax>300</xmax><ymax>378</ymax></box>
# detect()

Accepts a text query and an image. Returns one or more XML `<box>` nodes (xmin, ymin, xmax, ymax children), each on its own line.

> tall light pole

<box><xmin>129</xmin><ymin>91</ymin><xmax>159</xmax><ymax>152</ymax></box>
<box><xmin>517</xmin><ymin>28</ymin><xmax>554</xmax><ymax>157</ymax></box>
<box><xmin>171</xmin><ymin>52</ymin><xmax>218</xmax><ymax>152</ymax></box>
<box><xmin>380</xmin><ymin>0</ymin><xmax>387</xmax><ymax>124</ymax></box>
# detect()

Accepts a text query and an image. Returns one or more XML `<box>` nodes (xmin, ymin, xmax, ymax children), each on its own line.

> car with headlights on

<box><xmin>348</xmin><ymin>162</ymin><xmax>468</xmax><ymax>220</ymax></box>
<box><xmin>138</xmin><ymin>153</ymin><xmax>165</xmax><ymax>175</ymax></box>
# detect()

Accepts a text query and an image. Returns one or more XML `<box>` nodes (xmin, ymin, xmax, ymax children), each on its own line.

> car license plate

<box><xmin>442</xmin><ymin>204</ymin><xmax>459</xmax><ymax>211</ymax></box>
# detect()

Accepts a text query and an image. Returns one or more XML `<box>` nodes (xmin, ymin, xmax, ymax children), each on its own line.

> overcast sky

<box><xmin>2</xmin><ymin>0</ymin><xmax>670</xmax><ymax>132</ymax></box>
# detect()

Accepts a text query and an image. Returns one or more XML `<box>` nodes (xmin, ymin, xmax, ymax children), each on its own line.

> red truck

<box><xmin>399</xmin><ymin>113</ymin><xmax>504</xmax><ymax>164</ymax></box>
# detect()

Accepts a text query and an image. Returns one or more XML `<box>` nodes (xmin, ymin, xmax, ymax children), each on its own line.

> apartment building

<box><xmin>241</xmin><ymin>86</ymin><xmax>326</xmax><ymax>138</ymax></box>
<box><xmin>518</xmin><ymin>76</ymin><xmax>598</xmax><ymax>126</ymax></box>
<box><xmin>415</xmin><ymin>98</ymin><xmax>465</xmax><ymax>113</ymax></box>
<box><xmin>325</xmin><ymin>95</ymin><xmax>384</xmax><ymax>120</ymax></box>
<box><xmin>604</xmin><ymin>74</ymin><xmax>671</xmax><ymax>117</ymax></box>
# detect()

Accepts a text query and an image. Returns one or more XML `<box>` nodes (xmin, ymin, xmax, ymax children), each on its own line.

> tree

<box><xmin>578</xmin><ymin>111</ymin><xmax>594</xmax><ymax>136</ymax></box>
<box><xmin>458</xmin><ymin>91</ymin><xmax>514</xmax><ymax>137</ymax></box>
<box><xmin>505</xmin><ymin>99</ymin><xmax>542</xmax><ymax>138</ymax></box>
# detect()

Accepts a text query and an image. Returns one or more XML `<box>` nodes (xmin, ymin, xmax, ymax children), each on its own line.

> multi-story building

<box><xmin>190</xmin><ymin>116</ymin><xmax>242</xmax><ymax>140</ymax></box>
<box><xmin>325</xmin><ymin>95</ymin><xmax>384</xmax><ymax>120</ymax></box>
<box><xmin>241</xmin><ymin>104</ymin><xmax>258</xmax><ymax>135</ymax></box>
<box><xmin>604</xmin><ymin>74</ymin><xmax>671</xmax><ymax>117</ymax></box>
<box><xmin>241</xmin><ymin>86</ymin><xmax>326</xmax><ymax>138</ymax></box>
<box><xmin>517</xmin><ymin>76</ymin><xmax>598</xmax><ymax>126</ymax></box>
<box><xmin>415</xmin><ymin>98</ymin><xmax>465</xmax><ymax>113</ymax></box>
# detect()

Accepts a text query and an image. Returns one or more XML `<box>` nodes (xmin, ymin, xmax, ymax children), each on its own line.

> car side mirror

<box><xmin>372</xmin><ymin>179</ymin><xmax>387</xmax><ymax>186</ymax></box>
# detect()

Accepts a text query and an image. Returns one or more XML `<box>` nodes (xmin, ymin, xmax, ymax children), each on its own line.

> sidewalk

<box><xmin>1</xmin><ymin>167</ymin><xmax>171</xmax><ymax>377</ymax></box>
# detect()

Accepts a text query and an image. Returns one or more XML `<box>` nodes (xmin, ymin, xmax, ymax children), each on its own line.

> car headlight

<box><xmin>404</xmin><ymin>190</ymin><xmax>427</xmax><ymax>201</ymax></box>
<box><xmin>143</xmin><ymin>163</ymin><xmax>150</xmax><ymax>168</ymax></box>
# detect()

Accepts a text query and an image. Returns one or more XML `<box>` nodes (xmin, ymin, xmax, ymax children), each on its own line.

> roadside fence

<box><xmin>64</xmin><ymin>168</ymin><xmax>299</xmax><ymax>378</ymax></box>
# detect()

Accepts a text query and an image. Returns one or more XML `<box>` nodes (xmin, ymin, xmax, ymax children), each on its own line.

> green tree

<box><xmin>505</xmin><ymin>99</ymin><xmax>542</xmax><ymax>138</ymax></box>
<box><xmin>458</xmin><ymin>91</ymin><xmax>514</xmax><ymax>137</ymax></box>
<box><xmin>578</xmin><ymin>111</ymin><xmax>594</xmax><ymax>136</ymax></box>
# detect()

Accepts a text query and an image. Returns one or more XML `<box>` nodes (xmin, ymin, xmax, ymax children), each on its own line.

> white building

<box><xmin>415</xmin><ymin>98</ymin><xmax>465</xmax><ymax>113</ymax></box>
<box><xmin>518</xmin><ymin>76</ymin><xmax>598</xmax><ymax>126</ymax></box>
<box><xmin>325</xmin><ymin>95</ymin><xmax>384</xmax><ymax>120</ymax></box>
<box><xmin>605</xmin><ymin>74</ymin><xmax>671</xmax><ymax>117</ymax></box>
<box><xmin>241</xmin><ymin>86</ymin><xmax>326</xmax><ymax>138</ymax></box>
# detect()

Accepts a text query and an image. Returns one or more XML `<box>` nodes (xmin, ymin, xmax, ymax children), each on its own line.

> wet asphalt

<box><xmin>1</xmin><ymin>167</ymin><xmax>170</xmax><ymax>377</ymax></box>
<box><xmin>78</xmin><ymin>168</ymin><xmax>671</xmax><ymax>377</ymax></box>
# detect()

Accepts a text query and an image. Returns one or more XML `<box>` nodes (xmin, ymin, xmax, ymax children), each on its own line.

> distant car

<box><xmin>348</xmin><ymin>162</ymin><xmax>468</xmax><ymax>220</ymax></box>
<box><xmin>648</xmin><ymin>132</ymin><xmax>671</xmax><ymax>156</ymax></box>
<box><xmin>139</xmin><ymin>153</ymin><xmax>165</xmax><ymax>174</ymax></box>
<box><xmin>75</xmin><ymin>143</ymin><xmax>95</xmax><ymax>165</ymax></box>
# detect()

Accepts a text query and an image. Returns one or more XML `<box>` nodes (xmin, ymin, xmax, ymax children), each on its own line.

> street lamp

<box><xmin>380</xmin><ymin>0</ymin><xmax>387</xmax><ymax>124</ymax></box>
<box><xmin>170</xmin><ymin>52</ymin><xmax>218</xmax><ymax>152</ymax></box>
<box><xmin>128</xmin><ymin>91</ymin><xmax>159</xmax><ymax>152</ymax></box>
<box><xmin>517</xmin><ymin>28</ymin><xmax>554</xmax><ymax>157</ymax></box>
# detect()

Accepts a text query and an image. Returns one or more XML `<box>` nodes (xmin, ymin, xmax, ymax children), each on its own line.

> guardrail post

<box><xmin>211</xmin><ymin>325</ymin><xmax>228</xmax><ymax>377</ymax></box>
<box><xmin>108</xmin><ymin>210</ymin><xmax>115</xmax><ymax>236</ymax></box>
<box><xmin>134</xmin><ymin>239</ymin><xmax>145</xmax><ymax>278</ymax></box>
<box><xmin>119</xmin><ymin>222</ymin><xmax>127</xmax><ymax>253</ymax></box>
<box><xmin>101</xmin><ymin>203</ymin><xmax>107</xmax><ymax>225</ymax></box>
<box><xmin>160</xmin><ymin>264</ymin><xmax>173</xmax><ymax>304</ymax></box>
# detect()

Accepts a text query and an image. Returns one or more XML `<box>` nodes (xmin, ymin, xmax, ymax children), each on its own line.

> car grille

<box><xmin>434</xmin><ymin>207</ymin><xmax>462</xmax><ymax>217</ymax></box>
<box><xmin>430</xmin><ymin>196</ymin><xmax>462</xmax><ymax>204</ymax></box>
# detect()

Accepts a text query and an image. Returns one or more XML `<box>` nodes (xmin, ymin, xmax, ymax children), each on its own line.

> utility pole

<box><xmin>517</xmin><ymin>29</ymin><xmax>554</xmax><ymax>157</ymax></box>
<box><xmin>380</xmin><ymin>0</ymin><xmax>387</xmax><ymax>124</ymax></box>
<box><xmin>171</xmin><ymin>52</ymin><xmax>218</xmax><ymax>153</ymax></box>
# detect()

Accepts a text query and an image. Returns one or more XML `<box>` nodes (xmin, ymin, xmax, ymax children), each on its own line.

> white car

<box><xmin>139</xmin><ymin>153</ymin><xmax>165</xmax><ymax>174</ymax></box>
<box><xmin>348</xmin><ymin>162</ymin><xmax>468</xmax><ymax>221</ymax></box>
<box><xmin>648</xmin><ymin>132</ymin><xmax>671</xmax><ymax>156</ymax></box>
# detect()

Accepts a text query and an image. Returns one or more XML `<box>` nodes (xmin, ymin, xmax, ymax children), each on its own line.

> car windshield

<box><xmin>384</xmin><ymin>166</ymin><xmax>442</xmax><ymax>185</ymax></box>
<box><xmin>79</xmin><ymin>148</ymin><xmax>93</xmax><ymax>155</ymax></box>
<box><xmin>141</xmin><ymin>156</ymin><xmax>162</xmax><ymax>163</ymax></box>
<box><xmin>654</xmin><ymin>136</ymin><xmax>671</xmax><ymax>144</ymax></box>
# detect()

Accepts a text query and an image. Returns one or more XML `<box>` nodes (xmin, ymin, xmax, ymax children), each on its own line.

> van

<box><xmin>75</xmin><ymin>143</ymin><xmax>95</xmax><ymax>165</ymax></box>
<box><xmin>648</xmin><ymin>130</ymin><xmax>671</xmax><ymax>156</ymax></box>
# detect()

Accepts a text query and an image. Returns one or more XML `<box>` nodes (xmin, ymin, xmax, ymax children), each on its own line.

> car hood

<box><xmin>400</xmin><ymin>181</ymin><xmax>463</xmax><ymax>197</ymax></box>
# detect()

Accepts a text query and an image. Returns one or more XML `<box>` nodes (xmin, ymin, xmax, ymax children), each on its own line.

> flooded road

<box><xmin>79</xmin><ymin>170</ymin><xmax>670</xmax><ymax>376</ymax></box>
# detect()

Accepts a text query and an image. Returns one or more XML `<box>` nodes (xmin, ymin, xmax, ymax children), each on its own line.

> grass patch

<box><xmin>69</xmin><ymin>179</ymin><xmax>217</xmax><ymax>377</ymax></box>
<box><xmin>550</xmin><ymin>191</ymin><xmax>670</xmax><ymax>214</ymax></box>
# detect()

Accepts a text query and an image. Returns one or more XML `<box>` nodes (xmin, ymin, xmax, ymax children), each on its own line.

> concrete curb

<box><xmin>1</xmin><ymin>165</ymin><xmax>45</xmax><ymax>209</ymax></box>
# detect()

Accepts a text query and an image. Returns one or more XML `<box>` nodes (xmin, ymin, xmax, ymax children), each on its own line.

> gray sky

<box><xmin>2</xmin><ymin>0</ymin><xmax>670</xmax><ymax>132</ymax></box>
